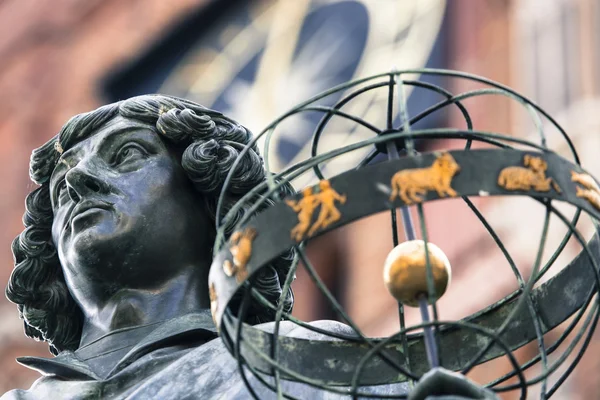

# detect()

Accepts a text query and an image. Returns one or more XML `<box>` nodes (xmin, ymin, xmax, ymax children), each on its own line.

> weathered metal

<box><xmin>208</xmin><ymin>70</ymin><xmax>600</xmax><ymax>399</ymax></box>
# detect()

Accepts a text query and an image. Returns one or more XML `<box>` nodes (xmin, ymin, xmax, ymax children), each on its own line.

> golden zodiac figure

<box><xmin>286</xmin><ymin>180</ymin><xmax>346</xmax><ymax>241</ymax></box>
<box><xmin>308</xmin><ymin>180</ymin><xmax>347</xmax><ymax>236</ymax></box>
<box><xmin>497</xmin><ymin>155</ymin><xmax>561</xmax><ymax>193</ymax></box>
<box><xmin>389</xmin><ymin>152</ymin><xmax>461</xmax><ymax>205</ymax></box>
<box><xmin>572</xmin><ymin>170</ymin><xmax>600</xmax><ymax>210</ymax></box>
<box><xmin>223</xmin><ymin>227</ymin><xmax>257</xmax><ymax>283</ymax></box>
<box><xmin>286</xmin><ymin>187</ymin><xmax>320</xmax><ymax>241</ymax></box>
<box><xmin>209</xmin><ymin>282</ymin><xmax>218</xmax><ymax>325</ymax></box>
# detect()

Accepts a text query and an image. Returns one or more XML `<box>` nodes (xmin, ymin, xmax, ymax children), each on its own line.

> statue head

<box><xmin>6</xmin><ymin>95</ymin><xmax>294</xmax><ymax>355</ymax></box>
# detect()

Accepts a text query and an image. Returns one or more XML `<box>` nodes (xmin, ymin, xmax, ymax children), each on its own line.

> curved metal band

<box><xmin>208</xmin><ymin>149</ymin><xmax>600</xmax><ymax>385</ymax></box>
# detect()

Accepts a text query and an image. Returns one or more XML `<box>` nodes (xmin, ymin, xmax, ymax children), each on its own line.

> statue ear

<box><xmin>524</xmin><ymin>155</ymin><xmax>531</xmax><ymax>166</ymax></box>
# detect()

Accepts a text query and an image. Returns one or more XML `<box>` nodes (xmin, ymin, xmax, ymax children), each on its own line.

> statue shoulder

<box><xmin>259</xmin><ymin>319</ymin><xmax>356</xmax><ymax>340</ymax></box>
<box><xmin>1</xmin><ymin>375</ymin><xmax>80</xmax><ymax>400</ymax></box>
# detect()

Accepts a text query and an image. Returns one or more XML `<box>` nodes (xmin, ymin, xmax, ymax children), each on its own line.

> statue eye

<box><xmin>114</xmin><ymin>143</ymin><xmax>146</xmax><ymax>165</ymax></box>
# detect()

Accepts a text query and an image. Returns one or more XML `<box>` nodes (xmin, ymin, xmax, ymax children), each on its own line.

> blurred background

<box><xmin>1</xmin><ymin>0</ymin><xmax>600</xmax><ymax>398</ymax></box>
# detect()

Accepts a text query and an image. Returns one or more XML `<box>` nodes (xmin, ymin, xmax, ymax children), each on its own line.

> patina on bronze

<box><xmin>2</xmin><ymin>95</ymin><xmax>315</xmax><ymax>399</ymax></box>
<box><xmin>205</xmin><ymin>69</ymin><xmax>600</xmax><ymax>399</ymax></box>
<box><xmin>1</xmin><ymin>95</ymin><xmax>471</xmax><ymax>399</ymax></box>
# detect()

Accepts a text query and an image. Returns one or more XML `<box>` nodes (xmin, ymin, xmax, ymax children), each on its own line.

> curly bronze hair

<box><xmin>6</xmin><ymin>95</ymin><xmax>294</xmax><ymax>355</ymax></box>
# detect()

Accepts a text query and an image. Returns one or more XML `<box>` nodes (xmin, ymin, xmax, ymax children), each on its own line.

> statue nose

<box><xmin>64</xmin><ymin>165</ymin><xmax>106</xmax><ymax>202</ymax></box>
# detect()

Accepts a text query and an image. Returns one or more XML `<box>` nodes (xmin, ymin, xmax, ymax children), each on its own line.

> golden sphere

<box><xmin>383</xmin><ymin>240</ymin><xmax>451</xmax><ymax>307</ymax></box>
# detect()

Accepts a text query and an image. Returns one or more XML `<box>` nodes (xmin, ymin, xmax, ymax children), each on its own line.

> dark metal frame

<box><xmin>208</xmin><ymin>69</ymin><xmax>600</xmax><ymax>399</ymax></box>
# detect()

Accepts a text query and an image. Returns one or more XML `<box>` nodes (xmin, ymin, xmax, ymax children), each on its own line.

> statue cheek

<box><xmin>51</xmin><ymin>208</ymin><xmax>70</xmax><ymax>243</ymax></box>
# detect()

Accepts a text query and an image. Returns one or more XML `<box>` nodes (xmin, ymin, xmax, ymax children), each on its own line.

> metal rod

<box><xmin>386</xmin><ymin>142</ymin><xmax>416</xmax><ymax>241</ymax></box>
<box><xmin>386</xmin><ymin>140</ymin><xmax>415</xmax><ymax>380</ymax></box>
<box><xmin>400</xmin><ymin>207</ymin><xmax>416</xmax><ymax>241</ymax></box>
<box><xmin>386</xmin><ymin>74</ymin><xmax>413</xmax><ymax>384</ymax></box>
<box><xmin>389</xmin><ymin>72</ymin><xmax>439</xmax><ymax>371</ymax></box>
<box><xmin>418</xmin><ymin>295</ymin><xmax>440</xmax><ymax>368</ymax></box>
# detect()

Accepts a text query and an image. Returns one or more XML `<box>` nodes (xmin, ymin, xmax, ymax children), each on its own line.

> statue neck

<box><xmin>79</xmin><ymin>265</ymin><xmax>210</xmax><ymax>348</ymax></box>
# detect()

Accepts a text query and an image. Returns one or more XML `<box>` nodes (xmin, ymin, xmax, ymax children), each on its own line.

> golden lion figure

<box><xmin>224</xmin><ymin>227</ymin><xmax>257</xmax><ymax>283</ymax></box>
<box><xmin>572</xmin><ymin>171</ymin><xmax>600</xmax><ymax>210</ymax></box>
<box><xmin>389</xmin><ymin>152</ymin><xmax>461</xmax><ymax>205</ymax></box>
<box><xmin>497</xmin><ymin>155</ymin><xmax>561</xmax><ymax>193</ymax></box>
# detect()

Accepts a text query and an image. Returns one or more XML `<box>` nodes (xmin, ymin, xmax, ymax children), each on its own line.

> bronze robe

<box><xmin>2</xmin><ymin>312</ymin><xmax>409</xmax><ymax>399</ymax></box>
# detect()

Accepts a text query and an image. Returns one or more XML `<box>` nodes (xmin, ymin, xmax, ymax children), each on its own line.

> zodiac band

<box><xmin>281</xmin><ymin>152</ymin><xmax>599</xmax><ymax>246</ymax></box>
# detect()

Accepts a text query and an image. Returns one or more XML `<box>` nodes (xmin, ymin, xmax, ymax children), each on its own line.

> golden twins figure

<box><xmin>286</xmin><ymin>181</ymin><xmax>347</xmax><ymax>241</ymax></box>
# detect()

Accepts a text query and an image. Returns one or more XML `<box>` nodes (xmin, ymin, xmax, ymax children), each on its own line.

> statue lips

<box><xmin>70</xmin><ymin>200</ymin><xmax>112</xmax><ymax>230</ymax></box>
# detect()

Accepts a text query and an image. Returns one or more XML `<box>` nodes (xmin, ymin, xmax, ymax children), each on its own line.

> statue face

<box><xmin>50</xmin><ymin>115</ymin><xmax>211</xmax><ymax>297</ymax></box>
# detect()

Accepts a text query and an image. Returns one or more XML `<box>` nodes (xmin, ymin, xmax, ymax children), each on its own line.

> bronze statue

<box><xmin>3</xmin><ymin>95</ymin><xmax>494</xmax><ymax>399</ymax></box>
<box><xmin>3</xmin><ymin>95</ymin><xmax>298</xmax><ymax>398</ymax></box>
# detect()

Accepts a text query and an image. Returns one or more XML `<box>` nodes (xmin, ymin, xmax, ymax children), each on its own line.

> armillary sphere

<box><xmin>208</xmin><ymin>69</ymin><xmax>600</xmax><ymax>399</ymax></box>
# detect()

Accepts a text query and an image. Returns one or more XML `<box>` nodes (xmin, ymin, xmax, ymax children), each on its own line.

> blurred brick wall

<box><xmin>0</xmin><ymin>0</ymin><xmax>205</xmax><ymax>391</ymax></box>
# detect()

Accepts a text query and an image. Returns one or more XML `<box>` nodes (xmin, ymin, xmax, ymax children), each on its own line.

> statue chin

<box><xmin>64</xmin><ymin>224</ymin><xmax>132</xmax><ymax>278</ymax></box>
<box><xmin>68</xmin><ymin>234</ymin><xmax>117</xmax><ymax>261</ymax></box>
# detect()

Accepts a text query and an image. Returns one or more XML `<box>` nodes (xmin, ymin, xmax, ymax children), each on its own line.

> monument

<box><xmin>4</xmin><ymin>70</ymin><xmax>600</xmax><ymax>399</ymax></box>
<box><xmin>1</xmin><ymin>95</ymin><xmax>415</xmax><ymax>399</ymax></box>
